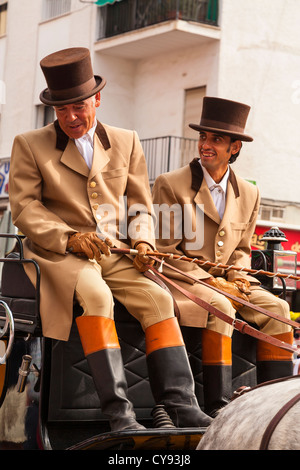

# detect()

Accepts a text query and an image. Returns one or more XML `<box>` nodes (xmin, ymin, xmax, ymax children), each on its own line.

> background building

<box><xmin>0</xmin><ymin>0</ymin><xmax>300</xmax><ymax>275</ymax></box>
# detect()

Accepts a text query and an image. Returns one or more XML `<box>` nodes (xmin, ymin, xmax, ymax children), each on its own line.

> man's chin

<box><xmin>65</xmin><ymin>126</ymin><xmax>85</xmax><ymax>139</ymax></box>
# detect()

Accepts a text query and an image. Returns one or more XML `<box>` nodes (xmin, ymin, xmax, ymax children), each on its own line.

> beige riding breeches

<box><xmin>75</xmin><ymin>254</ymin><xmax>174</xmax><ymax>330</ymax></box>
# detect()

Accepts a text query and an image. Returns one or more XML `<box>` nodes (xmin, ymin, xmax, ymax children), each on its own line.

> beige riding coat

<box><xmin>152</xmin><ymin>158</ymin><xmax>260</xmax><ymax>327</ymax></box>
<box><xmin>9</xmin><ymin>121</ymin><xmax>155</xmax><ymax>341</ymax></box>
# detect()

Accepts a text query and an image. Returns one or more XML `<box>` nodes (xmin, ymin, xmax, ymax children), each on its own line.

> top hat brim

<box><xmin>39</xmin><ymin>75</ymin><xmax>106</xmax><ymax>106</ymax></box>
<box><xmin>189</xmin><ymin>123</ymin><xmax>253</xmax><ymax>142</ymax></box>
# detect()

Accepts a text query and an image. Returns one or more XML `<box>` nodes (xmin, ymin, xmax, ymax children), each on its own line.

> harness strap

<box><xmin>233</xmin><ymin>374</ymin><xmax>300</xmax><ymax>398</ymax></box>
<box><xmin>260</xmin><ymin>392</ymin><xmax>300</xmax><ymax>450</ymax></box>
<box><xmin>147</xmin><ymin>260</ymin><xmax>300</xmax><ymax>449</ymax></box>
<box><xmin>150</xmin><ymin>266</ymin><xmax>296</xmax><ymax>354</ymax></box>
<box><xmin>143</xmin><ymin>269</ymin><xmax>181</xmax><ymax>319</ymax></box>
<box><xmin>150</xmin><ymin>257</ymin><xmax>299</xmax><ymax>329</ymax></box>
<box><xmin>233</xmin><ymin>376</ymin><xmax>300</xmax><ymax>450</ymax></box>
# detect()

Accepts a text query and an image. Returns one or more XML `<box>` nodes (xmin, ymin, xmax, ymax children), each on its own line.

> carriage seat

<box><xmin>0</xmin><ymin>251</ymin><xmax>41</xmax><ymax>336</ymax></box>
<box><xmin>0</xmin><ymin>249</ymin><xmax>257</xmax><ymax>429</ymax></box>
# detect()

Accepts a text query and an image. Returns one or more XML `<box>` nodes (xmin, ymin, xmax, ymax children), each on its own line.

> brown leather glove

<box><xmin>233</xmin><ymin>278</ymin><xmax>251</xmax><ymax>294</ymax></box>
<box><xmin>67</xmin><ymin>232</ymin><xmax>113</xmax><ymax>262</ymax></box>
<box><xmin>133</xmin><ymin>242</ymin><xmax>155</xmax><ymax>273</ymax></box>
<box><xmin>206</xmin><ymin>277</ymin><xmax>250</xmax><ymax>310</ymax></box>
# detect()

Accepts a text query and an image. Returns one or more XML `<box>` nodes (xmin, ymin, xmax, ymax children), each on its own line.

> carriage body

<box><xmin>0</xmin><ymin>234</ymin><xmax>257</xmax><ymax>450</ymax></box>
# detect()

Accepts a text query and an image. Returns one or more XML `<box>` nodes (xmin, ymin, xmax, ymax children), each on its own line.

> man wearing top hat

<box><xmin>9</xmin><ymin>47</ymin><xmax>213</xmax><ymax>431</ymax></box>
<box><xmin>152</xmin><ymin>97</ymin><xmax>293</xmax><ymax>418</ymax></box>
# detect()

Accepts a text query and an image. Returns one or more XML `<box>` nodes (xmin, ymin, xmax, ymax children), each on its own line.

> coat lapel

<box><xmin>190</xmin><ymin>158</ymin><xmax>220</xmax><ymax>224</ymax></box>
<box><xmin>194</xmin><ymin>181</ymin><xmax>221</xmax><ymax>224</ymax></box>
<box><xmin>190</xmin><ymin>159</ymin><xmax>241</xmax><ymax>226</ymax></box>
<box><xmin>218</xmin><ymin>169</ymin><xmax>240</xmax><ymax>231</ymax></box>
<box><xmin>55</xmin><ymin>119</ymin><xmax>111</xmax><ymax>178</ymax></box>
<box><xmin>219</xmin><ymin>180</ymin><xmax>237</xmax><ymax>228</ymax></box>
<box><xmin>60</xmin><ymin>140</ymin><xmax>90</xmax><ymax>177</ymax></box>
<box><xmin>89</xmin><ymin>132</ymin><xmax>110</xmax><ymax>179</ymax></box>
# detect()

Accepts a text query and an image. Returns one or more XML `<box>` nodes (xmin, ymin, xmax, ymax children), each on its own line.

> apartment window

<box><xmin>42</xmin><ymin>0</ymin><xmax>71</xmax><ymax>21</ymax></box>
<box><xmin>259</xmin><ymin>205</ymin><xmax>285</xmax><ymax>222</ymax></box>
<box><xmin>36</xmin><ymin>105</ymin><xmax>55</xmax><ymax>128</ymax></box>
<box><xmin>181</xmin><ymin>86</ymin><xmax>206</xmax><ymax>166</ymax></box>
<box><xmin>0</xmin><ymin>3</ymin><xmax>7</xmax><ymax>36</ymax></box>
<box><xmin>183</xmin><ymin>86</ymin><xmax>206</xmax><ymax>139</ymax></box>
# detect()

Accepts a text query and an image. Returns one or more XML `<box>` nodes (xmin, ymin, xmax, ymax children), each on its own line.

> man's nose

<box><xmin>201</xmin><ymin>140</ymin><xmax>212</xmax><ymax>149</ymax></box>
<box><xmin>66</xmin><ymin>108</ymin><xmax>77</xmax><ymax>121</ymax></box>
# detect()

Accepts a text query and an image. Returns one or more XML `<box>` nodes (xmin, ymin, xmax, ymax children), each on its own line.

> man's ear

<box><xmin>231</xmin><ymin>139</ymin><xmax>242</xmax><ymax>155</ymax></box>
<box><xmin>95</xmin><ymin>91</ymin><xmax>101</xmax><ymax>108</ymax></box>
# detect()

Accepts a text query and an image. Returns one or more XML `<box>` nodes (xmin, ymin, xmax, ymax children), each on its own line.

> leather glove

<box><xmin>206</xmin><ymin>277</ymin><xmax>250</xmax><ymax>311</ymax></box>
<box><xmin>133</xmin><ymin>242</ymin><xmax>155</xmax><ymax>273</ymax></box>
<box><xmin>233</xmin><ymin>278</ymin><xmax>251</xmax><ymax>295</ymax></box>
<box><xmin>67</xmin><ymin>232</ymin><xmax>113</xmax><ymax>262</ymax></box>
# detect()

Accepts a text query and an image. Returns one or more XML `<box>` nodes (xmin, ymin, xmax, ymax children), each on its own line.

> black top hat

<box><xmin>189</xmin><ymin>97</ymin><xmax>253</xmax><ymax>142</ymax></box>
<box><xmin>39</xmin><ymin>47</ymin><xmax>106</xmax><ymax>106</ymax></box>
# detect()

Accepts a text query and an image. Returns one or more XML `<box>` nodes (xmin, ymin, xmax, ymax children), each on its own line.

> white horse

<box><xmin>197</xmin><ymin>376</ymin><xmax>300</xmax><ymax>450</ymax></box>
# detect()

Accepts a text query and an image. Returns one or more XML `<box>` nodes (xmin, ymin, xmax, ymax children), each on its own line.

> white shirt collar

<box><xmin>199</xmin><ymin>159</ymin><xmax>229</xmax><ymax>193</ymax></box>
<box><xmin>74</xmin><ymin>121</ymin><xmax>97</xmax><ymax>169</ymax></box>
<box><xmin>76</xmin><ymin>121</ymin><xmax>97</xmax><ymax>147</ymax></box>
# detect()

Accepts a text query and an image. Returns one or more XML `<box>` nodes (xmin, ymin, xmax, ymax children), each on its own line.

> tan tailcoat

<box><xmin>152</xmin><ymin>158</ymin><xmax>260</xmax><ymax>327</ymax></box>
<box><xmin>9</xmin><ymin>121</ymin><xmax>155</xmax><ymax>340</ymax></box>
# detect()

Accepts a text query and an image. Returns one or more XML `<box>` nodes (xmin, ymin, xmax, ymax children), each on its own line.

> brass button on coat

<box><xmin>89</xmin><ymin>181</ymin><xmax>96</xmax><ymax>188</ymax></box>
<box><xmin>217</xmin><ymin>240</ymin><xmax>224</xmax><ymax>247</ymax></box>
<box><xmin>91</xmin><ymin>192</ymin><xmax>98</xmax><ymax>199</ymax></box>
<box><xmin>219</xmin><ymin>230</ymin><xmax>225</xmax><ymax>237</ymax></box>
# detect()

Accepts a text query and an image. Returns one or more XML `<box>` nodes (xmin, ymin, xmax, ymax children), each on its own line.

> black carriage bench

<box><xmin>0</xmin><ymin>234</ymin><xmax>257</xmax><ymax>450</ymax></box>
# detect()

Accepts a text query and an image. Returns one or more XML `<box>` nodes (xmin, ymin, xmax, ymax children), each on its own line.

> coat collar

<box><xmin>189</xmin><ymin>157</ymin><xmax>240</xmax><ymax>198</ymax></box>
<box><xmin>54</xmin><ymin>119</ymin><xmax>110</xmax><ymax>151</ymax></box>
<box><xmin>54</xmin><ymin>120</ymin><xmax>111</xmax><ymax>178</ymax></box>
<box><xmin>190</xmin><ymin>158</ymin><xmax>240</xmax><ymax>225</ymax></box>
<box><xmin>54</xmin><ymin>119</ymin><xmax>111</xmax><ymax>151</ymax></box>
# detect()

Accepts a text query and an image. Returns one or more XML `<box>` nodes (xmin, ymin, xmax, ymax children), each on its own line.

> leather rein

<box><xmin>232</xmin><ymin>375</ymin><xmax>300</xmax><ymax>450</ymax></box>
<box><xmin>112</xmin><ymin>247</ymin><xmax>300</xmax><ymax>447</ymax></box>
<box><xmin>147</xmin><ymin>256</ymin><xmax>298</xmax><ymax>354</ymax></box>
<box><xmin>147</xmin><ymin>258</ymin><xmax>300</xmax><ymax>449</ymax></box>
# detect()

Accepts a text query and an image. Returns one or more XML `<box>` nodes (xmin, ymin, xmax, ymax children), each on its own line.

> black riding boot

<box><xmin>256</xmin><ymin>331</ymin><xmax>294</xmax><ymax>384</ymax></box>
<box><xmin>76</xmin><ymin>315</ymin><xmax>145</xmax><ymax>432</ymax></box>
<box><xmin>146</xmin><ymin>318</ymin><xmax>212</xmax><ymax>428</ymax></box>
<box><xmin>202</xmin><ymin>329</ymin><xmax>232</xmax><ymax>417</ymax></box>
<box><xmin>202</xmin><ymin>365</ymin><xmax>232</xmax><ymax>418</ymax></box>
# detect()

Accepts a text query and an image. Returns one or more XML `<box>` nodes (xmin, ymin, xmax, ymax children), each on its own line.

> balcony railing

<box><xmin>141</xmin><ymin>135</ymin><xmax>198</xmax><ymax>184</ymax></box>
<box><xmin>97</xmin><ymin>0</ymin><xmax>218</xmax><ymax>40</ymax></box>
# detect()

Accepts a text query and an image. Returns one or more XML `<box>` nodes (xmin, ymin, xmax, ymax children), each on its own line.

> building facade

<box><xmin>0</xmin><ymin>0</ymin><xmax>300</xmax><ymax>244</ymax></box>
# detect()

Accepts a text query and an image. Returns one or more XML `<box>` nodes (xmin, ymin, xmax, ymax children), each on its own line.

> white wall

<box><xmin>95</xmin><ymin>38</ymin><xmax>220</xmax><ymax>139</ymax></box>
<box><xmin>0</xmin><ymin>0</ymin><xmax>42</xmax><ymax>155</ymax></box>
<box><xmin>35</xmin><ymin>1</ymin><xmax>96</xmax><ymax>104</ymax></box>
<box><xmin>133</xmin><ymin>39</ymin><xmax>219</xmax><ymax>139</ymax></box>
<box><xmin>93</xmin><ymin>53</ymin><xmax>136</xmax><ymax>130</ymax></box>
<box><xmin>0</xmin><ymin>0</ymin><xmax>98</xmax><ymax>158</ymax></box>
<box><xmin>0</xmin><ymin>0</ymin><xmax>299</xmax><ymax>207</ymax></box>
<box><xmin>218</xmin><ymin>0</ymin><xmax>300</xmax><ymax>202</ymax></box>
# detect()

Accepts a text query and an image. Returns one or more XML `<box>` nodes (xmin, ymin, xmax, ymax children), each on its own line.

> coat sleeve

<box><xmin>125</xmin><ymin>131</ymin><xmax>156</xmax><ymax>249</ymax></box>
<box><xmin>9</xmin><ymin>134</ymin><xmax>76</xmax><ymax>254</ymax></box>
<box><xmin>152</xmin><ymin>173</ymin><xmax>211</xmax><ymax>282</ymax></box>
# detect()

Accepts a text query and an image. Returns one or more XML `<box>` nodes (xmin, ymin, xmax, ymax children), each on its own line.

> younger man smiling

<box><xmin>152</xmin><ymin>96</ymin><xmax>293</xmax><ymax>418</ymax></box>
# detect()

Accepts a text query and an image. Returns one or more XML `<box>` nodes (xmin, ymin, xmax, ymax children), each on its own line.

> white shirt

<box><xmin>74</xmin><ymin>123</ymin><xmax>97</xmax><ymax>169</ymax></box>
<box><xmin>199</xmin><ymin>160</ymin><xmax>229</xmax><ymax>219</ymax></box>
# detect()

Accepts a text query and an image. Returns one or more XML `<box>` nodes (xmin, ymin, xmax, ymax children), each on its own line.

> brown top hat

<box><xmin>39</xmin><ymin>47</ymin><xmax>106</xmax><ymax>106</ymax></box>
<box><xmin>189</xmin><ymin>97</ymin><xmax>253</xmax><ymax>142</ymax></box>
